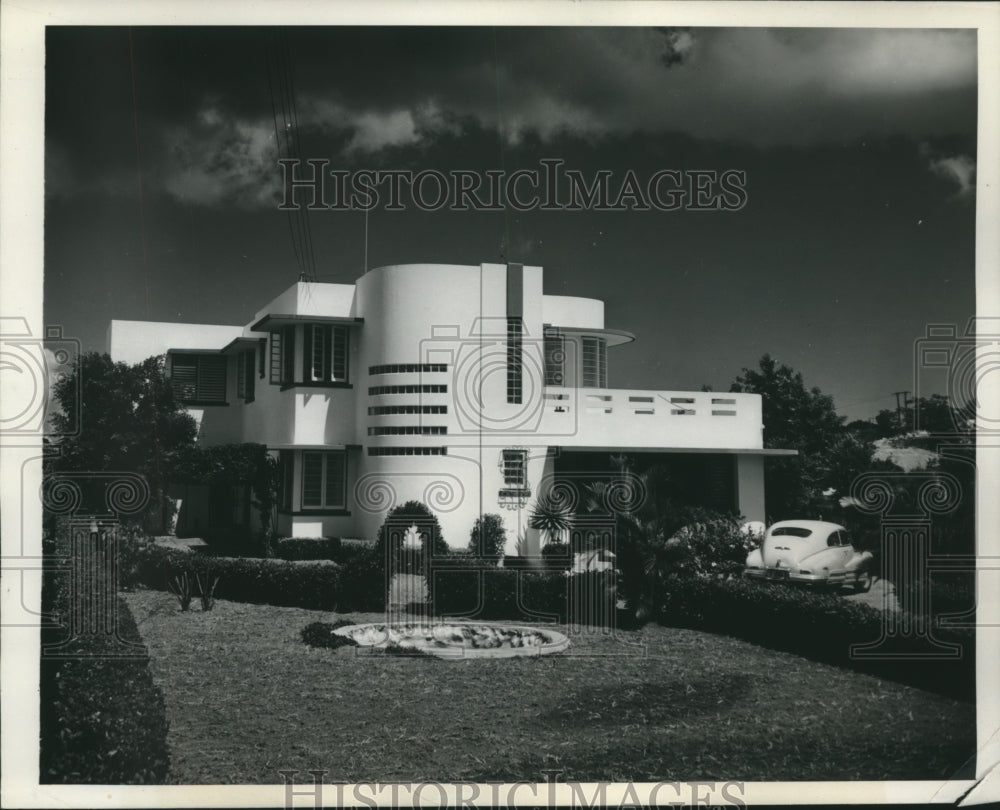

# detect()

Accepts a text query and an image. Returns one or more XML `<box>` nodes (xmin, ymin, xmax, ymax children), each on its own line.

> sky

<box><xmin>43</xmin><ymin>25</ymin><xmax>977</xmax><ymax>422</ymax></box>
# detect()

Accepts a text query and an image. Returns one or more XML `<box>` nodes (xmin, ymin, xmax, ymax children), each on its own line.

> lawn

<box><xmin>123</xmin><ymin>589</ymin><xmax>975</xmax><ymax>784</ymax></box>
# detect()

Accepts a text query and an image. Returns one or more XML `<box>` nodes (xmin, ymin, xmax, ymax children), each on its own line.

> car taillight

<box><xmin>798</xmin><ymin>569</ymin><xmax>812</xmax><ymax>574</ymax></box>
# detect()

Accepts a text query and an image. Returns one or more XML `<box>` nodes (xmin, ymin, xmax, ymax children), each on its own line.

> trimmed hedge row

<box><xmin>657</xmin><ymin>575</ymin><xmax>975</xmax><ymax>701</ymax></box>
<box><xmin>274</xmin><ymin>536</ymin><xmax>342</xmax><ymax>561</ymax></box>
<box><xmin>431</xmin><ymin>568</ymin><xmax>615</xmax><ymax>623</ymax></box>
<box><xmin>40</xmin><ymin>594</ymin><xmax>170</xmax><ymax>783</ymax></box>
<box><xmin>130</xmin><ymin>547</ymin><xmax>348</xmax><ymax>611</ymax></box>
<box><xmin>126</xmin><ymin>546</ymin><xmax>617</xmax><ymax>623</ymax></box>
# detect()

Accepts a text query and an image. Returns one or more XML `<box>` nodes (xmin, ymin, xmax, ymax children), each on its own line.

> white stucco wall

<box><xmin>107</xmin><ymin>320</ymin><xmax>243</xmax><ymax>365</ymax></box>
<box><xmin>252</xmin><ymin>281</ymin><xmax>356</xmax><ymax>324</ymax></box>
<box><xmin>542</xmin><ymin>295</ymin><xmax>604</xmax><ymax>329</ymax></box>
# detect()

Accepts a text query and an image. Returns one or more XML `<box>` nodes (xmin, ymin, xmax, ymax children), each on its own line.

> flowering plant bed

<box><xmin>333</xmin><ymin>621</ymin><xmax>569</xmax><ymax>659</ymax></box>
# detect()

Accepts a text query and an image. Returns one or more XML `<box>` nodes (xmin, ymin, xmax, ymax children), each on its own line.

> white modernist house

<box><xmin>107</xmin><ymin>262</ymin><xmax>787</xmax><ymax>553</ymax></box>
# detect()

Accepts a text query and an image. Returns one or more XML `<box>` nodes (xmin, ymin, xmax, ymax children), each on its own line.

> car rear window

<box><xmin>771</xmin><ymin>527</ymin><xmax>813</xmax><ymax>537</ymax></box>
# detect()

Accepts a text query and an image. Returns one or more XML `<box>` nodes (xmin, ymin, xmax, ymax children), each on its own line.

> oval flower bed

<box><xmin>332</xmin><ymin>621</ymin><xmax>570</xmax><ymax>659</ymax></box>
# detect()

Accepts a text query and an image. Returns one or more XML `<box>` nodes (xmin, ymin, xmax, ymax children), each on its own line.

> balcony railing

<box><xmin>538</xmin><ymin>387</ymin><xmax>763</xmax><ymax>450</ymax></box>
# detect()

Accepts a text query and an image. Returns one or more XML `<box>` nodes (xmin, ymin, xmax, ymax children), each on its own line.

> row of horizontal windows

<box><xmin>368</xmin><ymin>447</ymin><xmax>448</xmax><ymax>456</ymax></box>
<box><xmin>367</xmin><ymin>425</ymin><xmax>447</xmax><ymax>436</ymax></box>
<box><xmin>368</xmin><ymin>363</ymin><xmax>448</xmax><ymax>375</ymax></box>
<box><xmin>368</xmin><ymin>405</ymin><xmax>448</xmax><ymax>415</ymax></box>
<box><xmin>369</xmin><ymin>384</ymin><xmax>448</xmax><ymax>395</ymax></box>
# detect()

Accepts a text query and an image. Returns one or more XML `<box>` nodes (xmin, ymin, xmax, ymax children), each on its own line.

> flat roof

<box><xmin>250</xmin><ymin>314</ymin><xmax>365</xmax><ymax>331</ymax></box>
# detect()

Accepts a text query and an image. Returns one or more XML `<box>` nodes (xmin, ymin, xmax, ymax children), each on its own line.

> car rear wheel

<box><xmin>854</xmin><ymin>569</ymin><xmax>873</xmax><ymax>593</ymax></box>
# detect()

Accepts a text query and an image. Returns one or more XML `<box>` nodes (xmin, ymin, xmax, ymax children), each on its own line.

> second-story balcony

<box><xmin>535</xmin><ymin>387</ymin><xmax>764</xmax><ymax>451</ymax></box>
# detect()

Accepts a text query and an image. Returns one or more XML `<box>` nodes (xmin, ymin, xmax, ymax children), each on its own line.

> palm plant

<box><xmin>528</xmin><ymin>493</ymin><xmax>574</xmax><ymax>548</ymax></box>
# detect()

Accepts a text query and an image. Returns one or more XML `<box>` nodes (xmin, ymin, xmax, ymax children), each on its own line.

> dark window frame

<box><xmin>170</xmin><ymin>353</ymin><xmax>228</xmax><ymax>404</ymax></box>
<box><xmin>301</xmin><ymin>450</ymin><xmax>347</xmax><ymax>510</ymax></box>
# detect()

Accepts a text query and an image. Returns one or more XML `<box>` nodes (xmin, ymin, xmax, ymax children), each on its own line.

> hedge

<box><xmin>431</xmin><ymin>568</ymin><xmax>615</xmax><ymax>624</ymax></box>
<box><xmin>128</xmin><ymin>546</ymin><xmax>622</xmax><ymax>623</ymax></box>
<box><xmin>39</xmin><ymin>593</ymin><xmax>170</xmax><ymax>783</ymax></box>
<box><xmin>657</xmin><ymin>575</ymin><xmax>975</xmax><ymax>701</ymax></box>
<box><xmin>129</xmin><ymin>547</ymin><xmax>344</xmax><ymax>610</ymax></box>
<box><xmin>274</xmin><ymin>536</ymin><xmax>342</xmax><ymax>561</ymax></box>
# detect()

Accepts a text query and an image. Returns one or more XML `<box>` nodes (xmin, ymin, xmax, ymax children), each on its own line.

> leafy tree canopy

<box><xmin>729</xmin><ymin>354</ymin><xmax>871</xmax><ymax>519</ymax></box>
<box><xmin>48</xmin><ymin>352</ymin><xmax>198</xmax><ymax>524</ymax></box>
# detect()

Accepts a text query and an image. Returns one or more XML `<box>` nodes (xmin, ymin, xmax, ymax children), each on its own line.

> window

<box><xmin>827</xmin><ymin>530</ymin><xmax>850</xmax><ymax>547</ymax></box>
<box><xmin>269</xmin><ymin>330</ymin><xmax>283</xmax><ymax>384</ymax></box>
<box><xmin>771</xmin><ymin>526</ymin><xmax>812</xmax><ymax>538</ymax></box>
<box><xmin>507</xmin><ymin>317</ymin><xmax>523</xmax><ymax>404</ymax></box>
<box><xmin>301</xmin><ymin>451</ymin><xmax>346</xmax><ymax>509</ymax></box>
<box><xmin>544</xmin><ymin>329</ymin><xmax>565</xmax><ymax>386</ymax></box>
<box><xmin>581</xmin><ymin>337</ymin><xmax>607</xmax><ymax>388</ymax></box>
<box><xmin>502</xmin><ymin>449</ymin><xmax>528</xmax><ymax>488</ymax></box>
<box><xmin>368</xmin><ymin>384</ymin><xmax>447</xmax><ymax>395</ymax></box>
<box><xmin>367</xmin><ymin>447</ymin><xmax>448</xmax><ymax>456</ymax></box>
<box><xmin>368</xmin><ymin>405</ymin><xmax>447</xmax><ymax>415</ymax></box>
<box><xmin>368</xmin><ymin>363</ymin><xmax>447</xmax><ymax>375</ymax></box>
<box><xmin>279</xmin><ymin>451</ymin><xmax>294</xmax><ymax>510</ymax></box>
<box><xmin>303</xmin><ymin>324</ymin><xmax>348</xmax><ymax>383</ymax></box>
<box><xmin>368</xmin><ymin>426</ymin><xmax>447</xmax><ymax>436</ymax></box>
<box><xmin>270</xmin><ymin>326</ymin><xmax>295</xmax><ymax>385</ymax></box>
<box><xmin>171</xmin><ymin>354</ymin><xmax>227</xmax><ymax>403</ymax></box>
<box><xmin>236</xmin><ymin>349</ymin><xmax>255</xmax><ymax>403</ymax></box>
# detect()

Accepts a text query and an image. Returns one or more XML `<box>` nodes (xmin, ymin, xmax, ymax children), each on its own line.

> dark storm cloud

<box><xmin>46</xmin><ymin>26</ymin><xmax>977</xmax><ymax>208</ymax></box>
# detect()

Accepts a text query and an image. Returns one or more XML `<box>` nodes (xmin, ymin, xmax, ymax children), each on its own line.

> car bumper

<box><xmin>744</xmin><ymin>568</ymin><xmax>852</xmax><ymax>586</ymax></box>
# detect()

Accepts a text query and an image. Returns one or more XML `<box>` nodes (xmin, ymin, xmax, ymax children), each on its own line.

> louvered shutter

<box><xmin>171</xmin><ymin>355</ymin><xmax>198</xmax><ymax>400</ymax></box>
<box><xmin>281</xmin><ymin>325</ymin><xmax>294</xmax><ymax>384</ymax></box>
<box><xmin>244</xmin><ymin>351</ymin><xmax>255</xmax><ymax>402</ymax></box>
<box><xmin>302</xmin><ymin>324</ymin><xmax>313</xmax><ymax>382</ymax></box>
<box><xmin>270</xmin><ymin>332</ymin><xmax>283</xmax><ymax>383</ymax></box>
<box><xmin>197</xmin><ymin>356</ymin><xmax>227</xmax><ymax>402</ymax></box>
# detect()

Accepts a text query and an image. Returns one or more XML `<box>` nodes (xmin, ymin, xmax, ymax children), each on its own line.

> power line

<box><xmin>264</xmin><ymin>29</ymin><xmax>317</xmax><ymax>281</ymax></box>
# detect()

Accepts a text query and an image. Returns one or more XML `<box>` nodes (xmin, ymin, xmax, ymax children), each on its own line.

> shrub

<box><xmin>431</xmin><ymin>568</ymin><xmax>616</xmax><ymax>625</ymax></box>
<box><xmin>656</xmin><ymin>575</ymin><xmax>974</xmax><ymax>701</ymax></box>
<box><xmin>39</xmin><ymin>595</ymin><xmax>170</xmax><ymax>783</ymax></box>
<box><xmin>336</xmin><ymin>548</ymin><xmax>388</xmax><ymax>612</ymax></box>
<box><xmin>666</xmin><ymin>514</ymin><xmax>759</xmax><ymax>578</ymax></box>
<box><xmin>895</xmin><ymin>572</ymin><xmax>976</xmax><ymax>625</ymax></box>
<box><xmin>332</xmin><ymin>541</ymin><xmax>378</xmax><ymax>567</ymax></box>
<box><xmin>467</xmin><ymin>514</ymin><xmax>507</xmax><ymax>563</ymax></box>
<box><xmin>301</xmin><ymin>621</ymin><xmax>358</xmax><ymax>650</ymax></box>
<box><xmin>373</xmin><ymin>501</ymin><xmax>449</xmax><ymax>581</ymax></box>
<box><xmin>540</xmin><ymin>542</ymin><xmax>572</xmax><ymax>570</ymax></box>
<box><xmin>196</xmin><ymin>573</ymin><xmax>219</xmax><ymax>611</ymax></box>
<box><xmin>168</xmin><ymin>571</ymin><xmax>194</xmax><ymax>611</ymax></box>
<box><xmin>274</xmin><ymin>536</ymin><xmax>342</xmax><ymax>561</ymax></box>
<box><xmin>126</xmin><ymin>542</ymin><xmax>392</xmax><ymax>613</ymax></box>
<box><xmin>528</xmin><ymin>493</ymin><xmax>573</xmax><ymax>545</ymax></box>
<box><xmin>128</xmin><ymin>547</ymin><xmax>346</xmax><ymax>611</ymax></box>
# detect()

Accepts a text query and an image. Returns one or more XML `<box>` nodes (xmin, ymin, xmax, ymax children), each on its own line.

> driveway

<box><xmin>842</xmin><ymin>577</ymin><xmax>899</xmax><ymax>612</ymax></box>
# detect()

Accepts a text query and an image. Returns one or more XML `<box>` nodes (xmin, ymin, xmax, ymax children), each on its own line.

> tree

<box><xmin>373</xmin><ymin>500</ymin><xmax>449</xmax><ymax>571</ymax></box>
<box><xmin>874</xmin><ymin>393</ymin><xmax>972</xmax><ymax>439</ymax></box>
<box><xmin>48</xmin><ymin>352</ymin><xmax>198</xmax><ymax>532</ymax></box>
<box><xmin>467</xmin><ymin>513</ymin><xmax>507</xmax><ymax>563</ymax></box>
<box><xmin>729</xmin><ymin>354</ymin><xmax>872</xmax><ymax>519</ymax></box>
